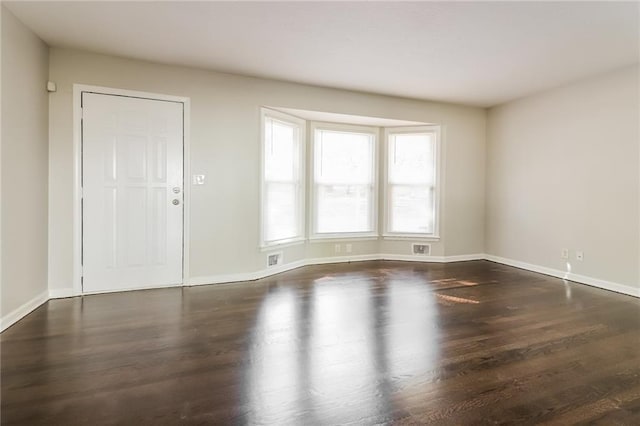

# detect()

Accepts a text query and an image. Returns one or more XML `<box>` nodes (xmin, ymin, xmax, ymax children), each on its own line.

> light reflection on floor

<box><xmin>436</xmin><ymin>293</ymin><xmax>480</xmax><ymax>305</ymax></box>
<box><xmin>243</xmin><ymin>276</ymin><xmax>444</xmax><ymax>424</ymax></box>
<box><xmin>246</xmin><ymin>287</ymin><xmax>302</xmax><ymax>425</ymax></box>
<box><xmin>386</xmin><ymin>280</ymin><xmax>441</xmax><ymax>384</ymax></box>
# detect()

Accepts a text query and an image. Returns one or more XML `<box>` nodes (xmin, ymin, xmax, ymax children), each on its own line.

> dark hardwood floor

<box><xmin>2</xmin><ymin>260</ymin><xmax>640</xmax><ymax>425</ymax></box>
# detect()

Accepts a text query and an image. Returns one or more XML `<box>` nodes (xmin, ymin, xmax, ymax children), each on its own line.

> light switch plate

<box><xmin>192</xmin><ymin>174</ymin><xmax>205</xmax><ymax>185</ymax></box>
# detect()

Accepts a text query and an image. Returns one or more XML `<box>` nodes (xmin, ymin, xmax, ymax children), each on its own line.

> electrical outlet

<box><xmin>334</xmin><ymin>244</ymin><xmax>341</xmax><ymax>253</ymax></box>
<box><xmin>561</xmin><ymin>248</ymin><xmax>569</xmax><ymax>259</ymax></box>
<box><xmin>576</xmin><ymin>251</ymin><xmax>584</xmax><ymax>261</ymax></box>
<box><xmin>346</xmin><ymin>244</ymin><xmax>352</xmax><ymax>253</ymax></box>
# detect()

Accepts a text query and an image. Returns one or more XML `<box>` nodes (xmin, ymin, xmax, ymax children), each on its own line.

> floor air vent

<box><xmin>412</xmin><ymin>243</ymin><xmax>431</xmax><ymax>256</ymax></box>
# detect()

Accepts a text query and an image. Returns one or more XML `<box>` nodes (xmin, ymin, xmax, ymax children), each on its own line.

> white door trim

<box><xmin>72</xmin><ymin>84</ymin><xmax>191</xmax><ymax>296</ymax></box>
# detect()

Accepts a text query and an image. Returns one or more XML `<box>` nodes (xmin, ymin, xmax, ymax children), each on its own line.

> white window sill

<box><xmin>309</xmin><ymin>234</ymin><xmax>379</xmax><ymax>243</ymax></box>
<box><xmin>260</xmin><ymin>238</ymin><xmax>306</xmax><ymax>251</ymax></box>
<box><xmin>382</xmin><ymin>234</ymin><xmax>441</xmax><ymax>242</ymax></box>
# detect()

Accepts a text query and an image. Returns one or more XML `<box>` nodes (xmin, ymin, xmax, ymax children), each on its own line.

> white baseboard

<box><xmin>305</xmin><ymin>254</ymin><xmax>380</xmax><ymax>265</ymax></box>
<box><xmin>445</xmin><ymin>253</ymin><xmax>486</xmax><ymax>262</ymax></box>
<box><xmin>380</xmin><ymin>253</ymin><xmax>485</xmax><ymax>263</ymax></box>
<box><xmin>377</xmin><ymin>253</ymin><xmax>445</xmax><ymax>262</ymax></box>
<box><xmin>187</xmin><ymin>253</ymin><xmax>485</xmax><ymax>286</ymax></box>
<box><xmin>81</xmin><ymin>282</ymin><xmax>183</xmax><ymax>296</ymax></box>
<box><xmin>49</xmin><ymin>288</ymin><xmax>76</xmax><ymax>299</ymax></box>
<box><xmin>188</xmin><ymin>255</ymin><xmax>384</xmax><ymax>286</ymax></box>
<box><xmin>1</xmin><ymin>290</ymin><xmax>49</xmax><ymax>332</ymax></box>
<box><xmin>187</xmin><ymin>259</ymin><xmax>308</xmax><ymax>286</ymax></box>
<box><xmin>6</xmin><ymin>252</ymin><xmax>635</xmax><ymax>332</ymax></box>
<box><xmin>485</xmin><ymin>254</ymin><xmax>640</xmax><ymax>298</ymax></box>
<box><xmin>188</xmin><ymin>272</ymin><xmax>256</xmax><ymax>286</ymax></box>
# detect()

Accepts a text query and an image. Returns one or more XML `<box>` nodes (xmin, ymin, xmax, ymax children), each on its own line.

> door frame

<box><xmin>72</xmin><ymin>84</ymin><xmax>191</xmax><ymax>295</ymax></box>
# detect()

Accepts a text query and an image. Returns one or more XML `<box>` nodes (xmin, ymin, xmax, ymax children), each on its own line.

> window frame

<box><xmin>260</xmin><ymin>108</ymin><xmax>306</xmax><ymax>248</ymax></box>
<box><xmin>383</xmin><ymin>125</ymin><xmax>442</xmax><ymax>240</ymax></box>
<box><xmin>309</xmin><ymin>121</ymin><xmax>379</xmax><ymax>240</ymax></box>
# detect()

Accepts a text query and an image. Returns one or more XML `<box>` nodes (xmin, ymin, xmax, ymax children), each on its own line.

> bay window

<box><xmin>311</xmin><ymin>124</ymin><xmax>377</xmax><ymax>237</ymax></box>
<box><xmin>385</xmin><ymin>126</ymin><xmax>440</xmax><ymax>237</ymax></box>
<box><xmin>261</xmin><ymin>109</ymin><xmax>305</xmax><ymax>246</ymax></box>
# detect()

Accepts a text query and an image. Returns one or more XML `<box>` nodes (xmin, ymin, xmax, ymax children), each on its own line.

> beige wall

<box><xmin>2</xmin><ymin>28</ymin><xmax>637</xmax><ymax>311</ymax></box>
<box><xmin>1</xmin><ymin>7</ymin><xmax>49</xmax><ymax>316</ymax></box>
<box><xmin>48</xmin><ymin>48</ymin><xmax>486</xmax><ymax>291</ymax></box>
<box><xmin>486</xmin><ymin>65</ymin><xmax>640</xmax><ymax>289</ymax></box>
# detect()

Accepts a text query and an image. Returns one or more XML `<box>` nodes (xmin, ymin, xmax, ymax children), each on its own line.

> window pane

<box><xmin>265</xmin><ymin>182</ymin><xmax>298</xmax><ymax>242</ymax></box>
<box><xmin>313</xmin><ymin>128</ymin><xmax>376</xmax><ymax>235</ymax></box>
<box><xmin>387</xmin><ymin>131</ymin><xmax>437</xmax><ymax>235</ymax></box>
<box><xmin>262</xmin><ymin>114</ymin><xmax>302</xmax><ymax>244</ymax></box>
<box><xmin>389</xmin><ymin>133</ymin><xmax>434</xmax><ymax>185</ymax></box>
<box><xmin>389</xmin><ymin>185</ymin><xmax>434</xmax><ymax>234</ymax></box>
<box><xmin>316</xmin><ymin>184</ymin><xmax>372</xmax><ymax>233</ymax></box>
<box><xmin>265</xmin><ymin>119</ymin><xmax>297</xmax><ymax>182</ymax></box>
<box><xmin>315</xmin><ymin>130</ymin><xmax>373</xmax><ymax>184</ymax></box>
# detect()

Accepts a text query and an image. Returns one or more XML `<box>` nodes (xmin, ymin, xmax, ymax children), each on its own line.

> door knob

<box><xmin>172</xmin><ymin>199</ymin><xmax>180</xmax><ymax>205</ymax></box>
<box><xmin>172</xmin><ymin>187</ymin><xmax>181</xmax><ymax>194</ymax></box>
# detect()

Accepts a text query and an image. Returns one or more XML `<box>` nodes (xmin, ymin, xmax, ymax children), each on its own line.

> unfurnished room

<box><xmin>1</xmin><ymin>1</ymin><xmax>639</xmax><ymax>424</ymax></box>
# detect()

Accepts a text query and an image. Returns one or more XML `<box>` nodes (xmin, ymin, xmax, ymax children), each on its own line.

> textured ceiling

<box><xmin>5</xmin><ymin>1</ymin><xmax>639</xmax><ymax>107</ymax></box>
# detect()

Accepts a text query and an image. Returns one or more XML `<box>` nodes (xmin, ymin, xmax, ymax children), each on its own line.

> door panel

<box><xmin>82</xmin><ymin>93</ymin><xmax>183</xmax><ymax>293</ymax></box>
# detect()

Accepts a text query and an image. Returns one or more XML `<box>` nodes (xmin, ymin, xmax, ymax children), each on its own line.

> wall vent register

<box><xmin>267</xmin><ymin>252</ymin><xmax>283</xmax><ymax>267</ymax></box>
<box><xmin>412</xmin><ymin>243</ymin><xmax>431</xmax><ymax>255</ymax></box>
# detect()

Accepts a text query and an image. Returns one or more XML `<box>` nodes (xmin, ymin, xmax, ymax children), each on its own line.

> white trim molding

<box><xmin>0</xmin><ymin>290</ymin><xmax>49</xmax><ymax>332</ymax></box>
<box><xmin>305</xmin><ymin>254</ymin><xmax>380</xmax><ymax>265</ymax></box>
<box><xmin>382</xmin><ymin>235</ymin><xmax>441</xmax><ymax>242</ymax></box>
<box><xmin>81</xmin><ymin>282</ymin><xmax>183</xmax><ymax>296</ymax></box>
<box><xmin>380</xmin><ymin>253</ymin><xmax>484</xmax><ymax>263</ymax></box>
<box><xmin>485</xmin><ymin>254</ymin><xmax>640</xmax><ymax>298</ymax></box>
<box><xmin>1</xmin><ymin>251</ymin><xmax>633</xmax><ymax>332</ymax></box>
<box><xmin>187</xmin><ymin>255</ymin><xmax>378</xmax><ymax>286</ymax></box>
<box><xmin>259</xmin><ymin>238</ymin><xmax>306</xmax><ymax>252</ymax></box>
<box><xmin>308</xmin><ymin>236</ymin><xmax>379</xmax><ymax>243</ymax></box>
<box><xmin>187</xmin><ymin>253</ymin><xmax>484</xmax><ymax>287</ymax></box>
<box><xmin>188</xmin><ymin>259</ymin><xmax>308</xmax><ymax>286</ymax></box>
<box><xmin>188</xmin><ymin>253</ymin><xmax>639</xmax><ymax>300</ymax></box>
<box><xmin>49</xmin><ymin>288</ymin><xmax>75</xmax><ymax>299</ymax></box>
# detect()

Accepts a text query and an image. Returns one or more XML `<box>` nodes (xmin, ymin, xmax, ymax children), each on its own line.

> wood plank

<box><xmin>1</xmin><ymin>260</ymin><xmax>639</xmax><ymax>424</ymax></box>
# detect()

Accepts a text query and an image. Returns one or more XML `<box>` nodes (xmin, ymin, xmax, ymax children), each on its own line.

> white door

<box><xmin>82</xmin><ymin>92</ymin><xmax>184</xmax><ymax>293</ymax></box>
